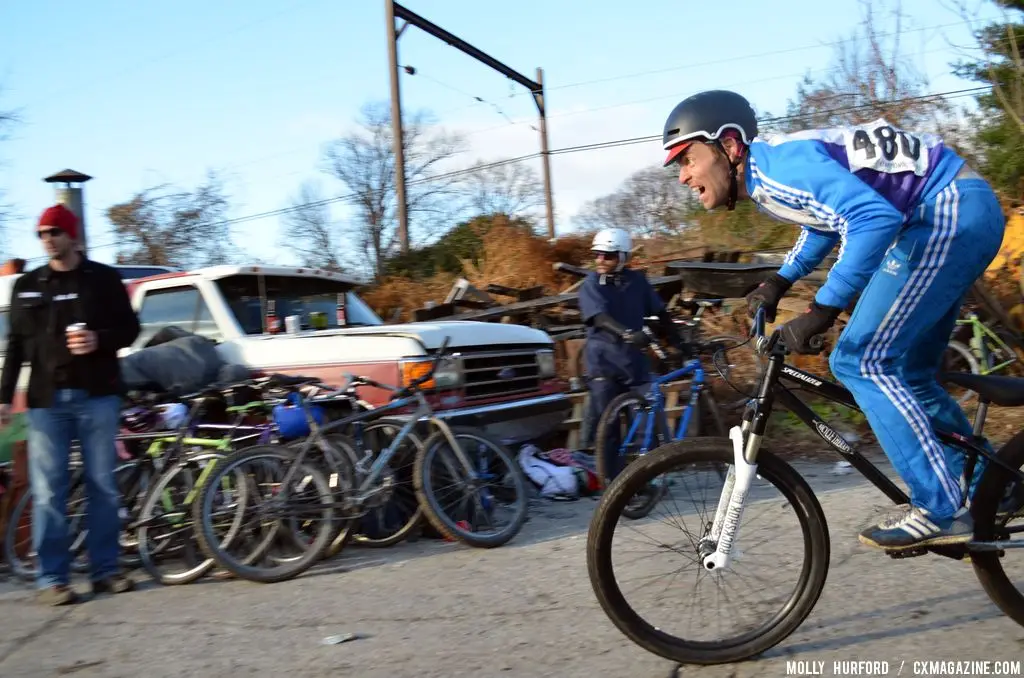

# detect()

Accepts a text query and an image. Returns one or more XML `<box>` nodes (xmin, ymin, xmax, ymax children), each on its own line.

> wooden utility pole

<box><xmin>384</xmin><ymin>0</ymin><xmax>410</xmax><ymax>253</ymax></box>
<box><xmin>386</xmin><ymin>1</ymin><xmax>557</xmax><ymax>240</ymax></box>
<box><xmin>535</xmin><ymin>67</ymin><xmax>555</xmax><ymax>239</ymax></box>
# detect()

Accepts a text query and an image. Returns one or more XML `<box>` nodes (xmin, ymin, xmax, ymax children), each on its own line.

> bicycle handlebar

<box><xmin>749</xmin><ymin>306</ymin><xmax>826</xmax><ymax>356</ymax></box>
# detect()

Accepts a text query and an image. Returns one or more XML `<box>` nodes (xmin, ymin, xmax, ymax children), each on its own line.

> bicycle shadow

<box><xmin>663</xmin><ymin>591</ymin><xmax>1016</xmax><ymax>676</ymax></box>
<box><xmin>766</xmin><ymin>591</ymin><xmax>1008</xmax><ymax>658</ymax></box>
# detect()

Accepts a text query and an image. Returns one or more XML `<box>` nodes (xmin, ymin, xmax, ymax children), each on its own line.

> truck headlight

<box><xmin>400</xmin><ymin>357</ymin><xmax>461</xmax><ymax>390</ymax></box>
<box><xmin>537</xmin><ymin>350</ymin><xmax>556</xmax><ymax>378</ymax></box>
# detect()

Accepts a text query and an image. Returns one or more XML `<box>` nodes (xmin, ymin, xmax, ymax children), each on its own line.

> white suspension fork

<box><xmin>703</xmin><ymin>425</ymin><xmax>759</xmax><ymax>571</ymax></box>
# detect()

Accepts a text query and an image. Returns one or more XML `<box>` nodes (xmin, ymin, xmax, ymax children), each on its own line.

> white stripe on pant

<box><xmin>858</xmin><ymin>182</ymin><xmax>962</xmax><ymax>512</ymax></box>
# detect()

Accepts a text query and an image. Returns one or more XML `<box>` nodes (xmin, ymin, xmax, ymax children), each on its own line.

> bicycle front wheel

<box><xmin>192</xmin><ymin>444</ymin><xmax>335</xmax><ymax>583</ymax></box>
<box><xmin>136</xmin><ymin>453</ymin><xmax>240</xmax><ymax>586</ymax></box>
<box><xmin>594</xmin><ymin>390</ymin><xmax>671</xmax><ymax>520</ymax></box>
<box><xmin>587</xmin><ymin>438</ymin><xmax>830</xmax><ymax>664</ymax></box>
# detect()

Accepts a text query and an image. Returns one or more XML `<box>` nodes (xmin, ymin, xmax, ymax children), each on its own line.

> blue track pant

<box><xmin>829</xmin><ymin>174</ymin><xmax>1006</xmax><ymax>520</ymax></box>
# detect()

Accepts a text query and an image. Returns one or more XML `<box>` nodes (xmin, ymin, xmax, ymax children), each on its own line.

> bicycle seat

<box><xmin>940</xmin><ymin>372</ymin><xmax>1024</xmax><ymax>406</ymax></box>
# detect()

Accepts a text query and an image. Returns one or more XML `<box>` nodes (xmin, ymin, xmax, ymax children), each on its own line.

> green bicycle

<box><xmin>944</xmin><ymin>307</ymin><xmax>1024</xmax><ymax>404</ymax></box>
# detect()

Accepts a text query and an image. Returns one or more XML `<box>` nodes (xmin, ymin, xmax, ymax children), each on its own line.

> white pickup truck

<box><xmin>0</xmin><ymin>263</ymin><xmax>570</xmax><ymax>445</ymax></box>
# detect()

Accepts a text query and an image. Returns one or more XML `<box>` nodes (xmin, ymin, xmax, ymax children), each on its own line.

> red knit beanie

<box><xmin>38</xmin><ymin>204</ymin><xmax>79</xmax><ymax>240</ymax></box>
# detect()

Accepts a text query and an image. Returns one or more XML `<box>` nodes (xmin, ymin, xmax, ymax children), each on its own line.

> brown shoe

<box><xmin>37</xmin><ymin>585</ymin><xmax>79</xmax><ymax>606</ymax></box>
<box><xmin>90</xmin><ymin>574</ymin><xmax>135</xmax><ymax>595</ymax></box>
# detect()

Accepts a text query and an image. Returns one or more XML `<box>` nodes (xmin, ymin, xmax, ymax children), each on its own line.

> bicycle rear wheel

<box><xmin>347</xmin><ymin>418</ymin><xmax>425</xmax><ymax>550</ymax></box>
<box><xmin>970</xmin><ymin>431</ymin><xmax>1024</xmax><ymax>627</ymax></box>
<box><xmin>414</xmin><ymin>426</ymin><xmax>528</xmax><ymax>548</ymax></box>
<box><xmin>3</xmin><ymin>479</ymin><xmax>89</xmax><ymax>581</ymax></box>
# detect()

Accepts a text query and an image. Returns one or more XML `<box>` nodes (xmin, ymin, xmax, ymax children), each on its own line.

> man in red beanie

<box><xmin>0</xmin><ymin>203</ymin><xmax>140</xmax><ymax>605</ymax></box>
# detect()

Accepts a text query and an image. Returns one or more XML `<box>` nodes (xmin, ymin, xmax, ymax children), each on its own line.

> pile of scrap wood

<box><xmin>404</xmin><ymin>252</ymin><xmax>798</xmax><ymax>337</ymax></box>
<box><xmin>401</xmin><ymin>250</ymin><xmax>1023</xmax><ymax>369</ymax></box>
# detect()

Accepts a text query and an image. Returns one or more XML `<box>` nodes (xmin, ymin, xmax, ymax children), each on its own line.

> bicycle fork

<box><xmin>701</xmin><ymin>424</ymin><xmax>760</xmax><ymax>571</ymax></box>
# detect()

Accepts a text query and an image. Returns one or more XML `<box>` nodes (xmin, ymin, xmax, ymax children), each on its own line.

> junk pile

<box><xmin>517</xmin><ymin>444</ymin><xmax>601</xmax><ymax>500</ymax></box>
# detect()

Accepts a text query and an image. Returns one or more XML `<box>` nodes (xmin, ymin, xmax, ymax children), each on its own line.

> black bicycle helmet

<box><xmin>662</xmin><ymin>90</ymin><xmax>758</xmax><ymax>210</ymax></box>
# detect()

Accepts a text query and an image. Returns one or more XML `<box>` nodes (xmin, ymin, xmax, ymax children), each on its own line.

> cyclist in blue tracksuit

<box><xmin>661</xmin><ymin>90</ymin><xmax>1007</xmax><ymax>551</ymax></box>
<box><xmin>577</xmin><ymin>228</ymin><xmax>681</xmax><ymax>484</ymax></box>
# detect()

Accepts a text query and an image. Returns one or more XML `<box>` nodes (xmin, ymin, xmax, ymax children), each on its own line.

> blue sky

<box><xmin>0</xmin><ymin>0</ymin><xmax>1005</xmax><ymax>269</ymax></box>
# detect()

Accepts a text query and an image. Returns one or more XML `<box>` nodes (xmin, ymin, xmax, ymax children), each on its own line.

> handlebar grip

<box><xmin>437</xmin><ymin>335</ymin><xmax>451</xmax><ymax>356</ymax></box>
<box><xmin>808</xmin><ymin>334</ymin><xmax>826</xmax><ymax>352</ymax></box>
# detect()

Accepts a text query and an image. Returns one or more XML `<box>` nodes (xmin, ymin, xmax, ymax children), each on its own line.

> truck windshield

<box><xmin>214</xmin><ymin>274</ymin><xmax>383</xmax><ymax>334</ymax></box>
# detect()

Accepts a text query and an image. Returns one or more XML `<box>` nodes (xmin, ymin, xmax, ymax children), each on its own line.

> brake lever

<box><xmin>641</xmin><ymin>327</ymin><xmax>668</xmax><ymax>360</ymax></box>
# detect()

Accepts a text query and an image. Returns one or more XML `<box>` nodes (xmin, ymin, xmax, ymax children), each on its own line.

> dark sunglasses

<box><xmin>592</xmin><ymin>251</ymin><xmax>618</xmax><ymax>260</ymax></box>
<box><xmin>37</xmin><ymin>228</ymin><xmax>66</xmax><ymax>239</ymax></box>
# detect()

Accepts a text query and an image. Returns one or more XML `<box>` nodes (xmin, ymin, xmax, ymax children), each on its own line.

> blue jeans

<box><xmin>26</xmin><ymin>390</ymin><xmax>123</xmax><ymax>588</ymax></box>
<box><xmin>829</xmin><ymin>177</ymin><xmax>1005</xmax><ymax>520</ymax></box>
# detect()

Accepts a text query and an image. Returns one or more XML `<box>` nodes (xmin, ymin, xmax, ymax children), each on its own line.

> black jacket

<box><xmin>1</xmin><ymin>258</ymin><xmax>141</xmax><ymax>408</ymax></box>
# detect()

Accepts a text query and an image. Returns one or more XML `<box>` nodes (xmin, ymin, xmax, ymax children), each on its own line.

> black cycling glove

<box><xmin>745</xmin><ymin>272</ymin><xmax>792</xmax><ymax>323</ymax></box>
<box><xmin>780</xmin><ymin>302</ymin><xmax>842</xmax><ymax>354</ymax></box>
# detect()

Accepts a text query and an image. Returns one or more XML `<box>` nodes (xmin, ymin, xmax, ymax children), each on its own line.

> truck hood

<box><xmin>245</xmin><ymin>320</ymin><xmax>552</xmax><ymax>350</ymax></box>
<box><xmin>232</xmin><ymin>321</ymin><xmax>552</xmax><ymax>352</ymax></box>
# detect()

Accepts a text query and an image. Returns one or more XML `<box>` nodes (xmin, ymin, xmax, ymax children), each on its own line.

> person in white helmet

<box><xmin>577</xmin><ymin>227</ymin><xmax>681</xmax><ymax>483</ymax></box>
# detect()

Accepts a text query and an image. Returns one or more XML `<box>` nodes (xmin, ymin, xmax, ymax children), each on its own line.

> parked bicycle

<box><xmin>944</xmin><ymin>306</ymin><xmax>1024</xmax><ymax>403</ymax></box>
<box><xmin>191</xmin><ymin>335</ymin><xmax>530</xmax><ymax>584</ymax></box>
<box><xmin>592</xmin><ymin>323</ymin><xmax>730</xmax><ymax>518</ymax></box>
<box><xmin>587</xmin><ymin>303</ymin><xmax>1024</xmax><ymax>665</ymax></box>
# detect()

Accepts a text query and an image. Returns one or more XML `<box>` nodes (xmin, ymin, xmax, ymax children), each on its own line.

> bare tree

<box><xmin>573</xmin><ymin>165</ymin><xmax>696</xmax><ymax>238</ymax></box>
<box><xmin>461</xmin><ymin>159</ymin><xmax>544</xmax><ymax>220</ymax></box>
<box><xmin>0</xmin><ymin>88</ymin><xmax>21</xmax><ymax>252</ymax></box>
<box><xmin>320</xmin><ymin>101</ymin><xmax>466</xmax><ymax>279</ymax></box>
<box><xmin>107</xmin><ymin>171</ymin><xmax>235</xmax><ymax>269</ymax></box>
<box><xmin>779</xmin><ymin>0</ymin><xmax>951</xmax><ymax>132</ymax></box>
<box><xmin>278</xmin><ymin>180</ymin><xmax>346</xmax><ymax>271</ymax></box>
<box><xmin>573</xmin><ymin>194</ymin><xmax>633</xmax><ymax>234</ymax></box>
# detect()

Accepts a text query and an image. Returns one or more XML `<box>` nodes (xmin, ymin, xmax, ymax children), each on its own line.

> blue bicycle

<box><xmin>593</xmin><ymin>311</ymin><xmax>735</xmax><ymax>519</ymax></box>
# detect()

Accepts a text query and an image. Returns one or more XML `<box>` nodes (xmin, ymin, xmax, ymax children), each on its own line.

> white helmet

<box><xmin>591</xmin><ymin>228</ymin><xmax>632</xmax><ymax>271</ymax></box>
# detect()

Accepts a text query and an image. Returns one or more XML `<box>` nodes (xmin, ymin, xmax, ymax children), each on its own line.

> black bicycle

<box><xmin>587</xmin><ymin>304</ymin><xmax>1024</xmax><ymax>665</ymax></box>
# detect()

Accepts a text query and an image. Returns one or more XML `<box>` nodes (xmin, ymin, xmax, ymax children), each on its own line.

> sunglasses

<box><xmin>37</xmin><ymin>228</ymin><xmax>66</xmax><ymax>239</ymax></box>
<box><xmin>593</xmin><ymin>251</ymin><xmax>618</xmax><ymax>260</ymax></box>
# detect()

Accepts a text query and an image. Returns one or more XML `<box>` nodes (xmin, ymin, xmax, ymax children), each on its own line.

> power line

<box><xmin>401</xmin><ymin>66</ymin><xmax>538</xmax><ymax>132</ymax></box>
<box><xmin>180</xmin><ymin>19</ymin><xmax>995</xmax><ymax>178</ymax></box>
<box><xmin>52</xmin><ymin>83</ymin><xmax>995</xmax><ymax>262</ymax></box>
<box><xmin>502</xmin><ymin>20</ymin><xmax>971</xmax><ymax>100</ymax></box>
<box><xmin>460</xmin><ymin>42</ymin><xmax>990</xmax><ymax>141</ymax></box>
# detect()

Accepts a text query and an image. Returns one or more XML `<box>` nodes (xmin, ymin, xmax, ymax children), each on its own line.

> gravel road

<box><xmin>0</xmin><ymin>451</ymin><xmax>1021</xmax><ymax>678</ymax></box>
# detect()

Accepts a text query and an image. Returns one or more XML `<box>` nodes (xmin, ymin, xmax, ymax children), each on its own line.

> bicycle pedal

<box><xmin>885</xmin><ymin>547</ymin><xmax>928</xmax><ymax>559</ymax></box>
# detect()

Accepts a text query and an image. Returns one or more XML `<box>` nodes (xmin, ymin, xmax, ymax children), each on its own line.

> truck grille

<box><xmin>460</xmin><ymin>350</ymin><xmax>541</xmax><ymax>402</ymax></box>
